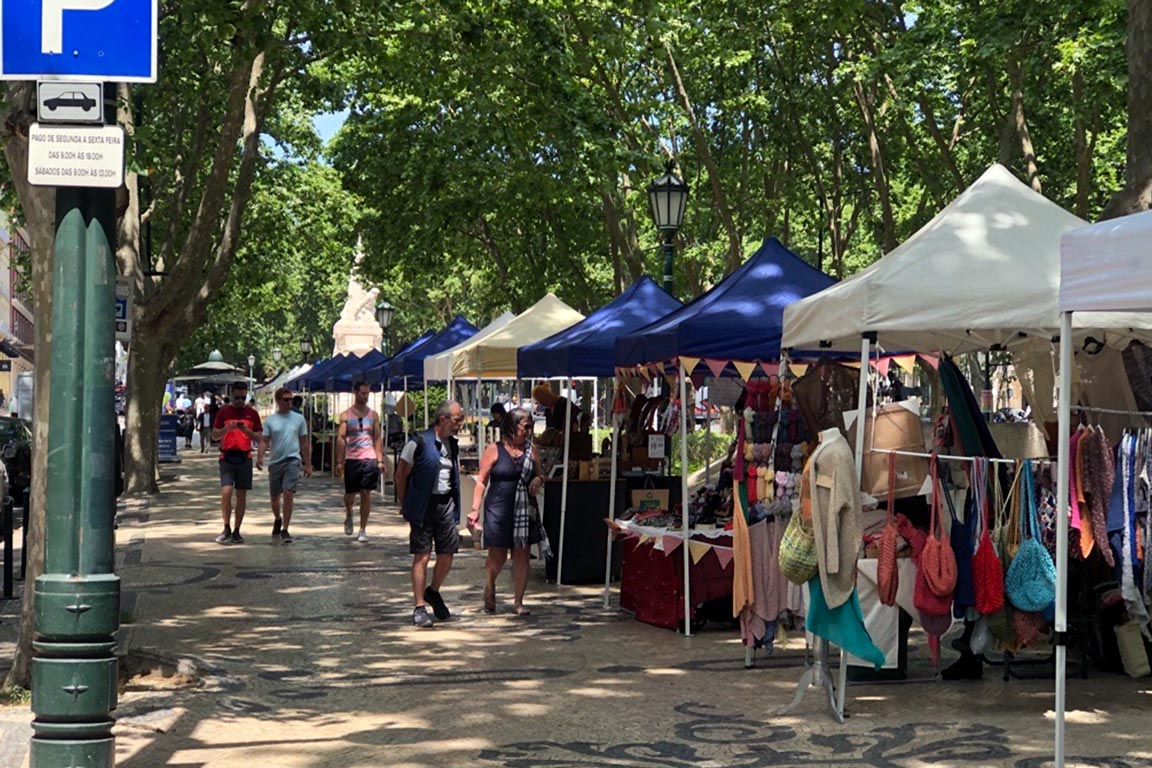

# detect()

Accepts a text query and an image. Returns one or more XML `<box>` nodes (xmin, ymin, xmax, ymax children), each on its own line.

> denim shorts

<box><xmin>219</xmin><ymin>458</ymin><xmax>253</xmax><ymax>490</ymax></box>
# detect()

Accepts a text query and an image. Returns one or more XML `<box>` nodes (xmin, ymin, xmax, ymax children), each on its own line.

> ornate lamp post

<box><xmin>375</xmin><ymin>299</ymin><xmax>395</xmax><ymax>355</ymax></box>
<box><xmin>247</xmin><ymin>354</ymin><xmax>256</xmax><ymax>393</ymax></box>
<box><xmin>300</xmin><ymin>338</ymin><xmax>312</xmax><ymax>363</ymax></box>
<box><xmin>647</xmin><ymin>162</ymin><xmax>689</xmax><ymax>294</ymax></box>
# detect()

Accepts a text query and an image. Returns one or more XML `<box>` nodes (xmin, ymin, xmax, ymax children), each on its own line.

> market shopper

<box><xmin>395</xmin><ymin>401</ymin><xmax>464</xmax><ymax>628</ymax></box>
<box><xmin>211</xmin><ymin>382</ymin><xmax>262</xmax><ymax>544</ymax></box>
<box><xmin>468</xmin><ymin>407</ymin><xmax>544</xmax><ymax>615</ymax></box>
<box><xmin>335</xmin><ymin>380</ymin><xmax>386</xmax><ymax>543</ymax></box>
<box><xmin>257</xmin><ymin>387</ymin><xmax>312</xmax><ymax>543</ymax></box>
<box><xmin>532</xmin><ymin>382</ymin><xmax>580</xmax><ymax>432</ymax></box>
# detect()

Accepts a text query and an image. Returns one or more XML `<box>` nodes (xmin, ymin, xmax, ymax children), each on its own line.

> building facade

<box><xmin>0</xmin><ymin>215</ymin><xmax>34</xmax><ymax>411</ymax></box>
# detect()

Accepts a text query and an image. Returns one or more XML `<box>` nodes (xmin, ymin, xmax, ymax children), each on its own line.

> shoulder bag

<box><xmin>877</xmin><ymin>452</ymin><xmax>900</xmax><ymax>607</ymax></box>
<box><xmin>1005</xmin><ymin>459</ymin><xmax>1057</xmax><ymax>613</ymax></box>
<box><xmin>921</xmin><ymin>455</ymin><xmax>958</xmax><ymax>599</ymax></box>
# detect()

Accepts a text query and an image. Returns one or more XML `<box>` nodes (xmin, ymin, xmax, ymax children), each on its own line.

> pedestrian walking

<box><xmin>335</xmin><ymin>381</ymin><xmax>386</xmax><ymax>543</ymax></box>
<box><xmin>211</xmin><ymin>381</ymin><xmax>262</xmax><ymax>544</ymax></box>
<box><xmin>395</xmin><ymin>401</ymin><xmax>464</xmax><ymax>628</ymax></box>
<box><xmin>468</xmin><ymin>407</ymin><xmax>545</xmax><ymax>615</ymax></box>
<box><xmin>199</xmin><ymin>393</ymin><xmax>215</xmax><ymax>453</ymax></box>
<box><xmin>256</xmin><ymin>387</ymin><xmax>312</xmax><ymax>543</ymax></box>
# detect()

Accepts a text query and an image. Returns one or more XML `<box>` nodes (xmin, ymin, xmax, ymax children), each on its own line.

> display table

<box><xmin>618</xmin><ymin>525</ymin><xmax>733</xmax><ymax>630</ymax></box>
<box><xmin>541</xmin><ymin>475</ymin><xmax>682</xmax><ymax>584</ymax></box>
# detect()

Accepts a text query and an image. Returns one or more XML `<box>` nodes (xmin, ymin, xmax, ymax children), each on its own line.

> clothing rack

<box><xmin>1070</xmin><ymin>405</ymin><xmax>1152</xmax><ymax>417</ymax></box>
<box><xmin>868</xmin><ymin>448</ymin><xmax>1051</xmax><ymax>466</ymax></box>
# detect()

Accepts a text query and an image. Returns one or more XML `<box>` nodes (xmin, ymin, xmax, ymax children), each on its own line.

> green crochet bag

<box><xmin>779</xmin><ymin>510</ymin><xmax>818</xmax><ymax>585</ymax></box>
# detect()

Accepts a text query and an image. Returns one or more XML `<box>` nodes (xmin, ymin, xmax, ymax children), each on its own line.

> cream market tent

<box><xmin>423</xmin><ymin>312</ymin><xmax>516</xmax><ymax>383</ymax></box>
<box><xmin>451</xmin><ymin>293</ymin><xmax>584</xmax><ymax>379</ymax></box>
<box><xmin>782</xmin><ymin>164</ymin><xmax>1151</xmax><ymax>354</ymax></box>
<box><xmin>1053</xmin><ymin>210</ymin><xmax>1152</xmax><ymax>768</ymax></box>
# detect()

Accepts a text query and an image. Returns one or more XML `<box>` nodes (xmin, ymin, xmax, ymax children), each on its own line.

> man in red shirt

<box><xmin>211</xmin><ymin>381</ymin><xmax>262</xmax><ymax>544</ymax></box>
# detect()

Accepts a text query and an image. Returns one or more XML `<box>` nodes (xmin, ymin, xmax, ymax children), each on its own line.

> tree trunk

<box><xmin>1072</xmin><ymin>69</ymin><xmax>1093</xmax><ymax>219</ymax></box>
<box><xmin>122</xmin><ymin>337</ymin><xmax>168</xmax><ymax>496</ymax></box>
<box><xmin>1</xmin><ymin>84</ymin><xmax>56</xmax><ymax>688</ymax></box>
<box><xmin>1008</xmin><ymin>64</ymin><xmax>1042</xmax><ymax>193</ymax></box>
<box><xmin>1101</xmin><ymin>0</ymin><xmax>1152</xmax><ymax>219</ymax></box>
<box><xmin>852</xmin><ymin>79</ymin><xmax>897</xmax><ymax>252</ymax></box>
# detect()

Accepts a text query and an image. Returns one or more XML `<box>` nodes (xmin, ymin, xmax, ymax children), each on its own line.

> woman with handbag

<box><xmin>468</xmin><ymin>408</ymin><xmax>546</xmax><ymax>615</ymax></box>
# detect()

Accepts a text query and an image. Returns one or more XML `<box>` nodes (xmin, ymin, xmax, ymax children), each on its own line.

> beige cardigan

<box><xmin>805</xmin><ymin>428</ymin><xmax>862</xmax><ymax>609</ymax></box>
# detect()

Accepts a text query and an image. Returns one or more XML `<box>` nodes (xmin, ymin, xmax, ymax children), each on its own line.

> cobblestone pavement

<box><xmin>2</xmin><ymin>452</ymin><xmax>1152</xmax><ymax>767</ymax></box>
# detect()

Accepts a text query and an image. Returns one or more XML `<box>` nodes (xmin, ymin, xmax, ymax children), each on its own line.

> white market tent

<box><xmin>452</xmin><ymin>293</ymin><xmax>584</xmax><ymax>379</ymax></box>
<box><xmin>782</xmin><ymin>164</ymin><xmax>1152</xmax><ymax>354</ymax></box>
<box><xmin>780</xmin><ymin>163</ymin><xmax>1152</xmax><ymax>726</ymax></box>
<box><xmin>1055</xmin><ymin>209</ymin><xmax>1152</xmax><ymax>768</ymax></box>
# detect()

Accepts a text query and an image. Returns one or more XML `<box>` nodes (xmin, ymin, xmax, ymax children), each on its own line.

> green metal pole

<box><xmin>31</xmin><ymin>111</ymin><xmax>121</xmax><ymax>765</ymax></box>
<box><xmin>662</xmin><ymin>238</ymin><xmax>675</xmax><ymax>295</ymax></box>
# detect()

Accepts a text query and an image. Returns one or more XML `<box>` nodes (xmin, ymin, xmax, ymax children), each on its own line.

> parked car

<box><xmin>0</xmin><ymin>415</ymin><xmax>31</xmax><ymax>501</ymax></box>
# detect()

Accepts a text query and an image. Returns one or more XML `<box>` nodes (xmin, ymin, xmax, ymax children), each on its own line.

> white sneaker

<box><xmin>343</xmin><ymin>515</ymin><xmax>354</xmax><ymax>536</ymax></box>
<box><xmin>357</xmin><ymin>530</ymin><xmax>368</xmax><ymax>543</ymax></box>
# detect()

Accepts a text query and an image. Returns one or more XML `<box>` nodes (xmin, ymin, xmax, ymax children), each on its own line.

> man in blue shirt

<box><xmin>257</xmin><ymin>387</ymin><xmax>312</xmax><ymax>543</ymax></box>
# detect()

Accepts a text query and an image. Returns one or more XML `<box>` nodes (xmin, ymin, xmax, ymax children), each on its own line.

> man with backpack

<box><xmin>212</xmin><ymin>381</ymin><xmax>262</xmax><ymax>544</ymax></box>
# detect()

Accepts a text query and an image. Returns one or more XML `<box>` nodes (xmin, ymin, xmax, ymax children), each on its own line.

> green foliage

<box><xmin>0</xmin><ymin>686</ymin><xmax>30</xmax><ymax>707</ymax></box>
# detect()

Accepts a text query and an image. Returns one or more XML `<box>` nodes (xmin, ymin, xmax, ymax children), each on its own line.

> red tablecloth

<box><xmin>619</xmin><ymin>534</ymin><xmax>733</xmax><ymax>630</ymax></box>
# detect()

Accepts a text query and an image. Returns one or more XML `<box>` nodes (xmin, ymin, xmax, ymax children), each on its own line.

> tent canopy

<box><xmin>456</xmin><ymin>294</ymin><xmax>584</xmax><ymax>379</ymax></box>
<box><xmin>782</xmin><ymin>164</ymin><xmax>1150</xmax><ymax>354</ymax></box>
<box><xmin>257</xmin><ymin>363</ymin><xmax>311</xmax><ymax>393</ymax></box>
<box><xmin>519</xmin><ymin>277</ymin><xmax>682</xmax><ymax>378</ymax></box>
<box><xmin>329</xmin><ymin>349</ymin><xmax>390</xmax><ymax>391</ymax></box>
<box><xmin>384</xmin><ymin>316</ymin><xmax>480</xmax><ymax>384</ymax></box>
<box><xmin>1060</xmin><ymin>209</ymin><xmax>1152</xmax><ymax>313</ymax></box>
<box><xmin>424</xmin><ymin>311</ymin><xmax>515</xmax><ymax>382</ymax></box>
<box><xmin>285</xmin><ymin>354</ymin><xmax>348</xmax><ymax>391</ymax></box>
<box><xmin>363</xmin><ymin>329</ymin><xmax>437</xmax><ymax>385</ymax></box>
<box><xmin>615</xmin><ymin>238</ymin><xmax>835</xmax><ymax>369</ymax></box>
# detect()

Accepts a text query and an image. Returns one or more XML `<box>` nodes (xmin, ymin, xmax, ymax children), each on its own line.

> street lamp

<box><xmin>272</xmin><ymin>347</ymin><xmax>282</xmax><ymax>365</ymax></box>
<box><xmin>648</xmin><ymin>161</ymin><xmax>689</xmax><ymax>294</ymax></box>
<box><xmin>375</xmin><ymin>299</ymin><xmax>395</xmax><ymax>354</ymax></box>
<box><xmin>247</xmin><ymin>354</ymin><xmax>256</xmax><ymax>392</ymax></box>
<box><xmin>300</xmin><ymin>338</ymin><xmax>312</xmax><ymax>363</ymax></box>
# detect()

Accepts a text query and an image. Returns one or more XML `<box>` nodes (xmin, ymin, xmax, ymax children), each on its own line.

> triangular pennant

<box><xmin>759</xmin><ymin>361</ymin><xmax>779</xmax><ymax>377</ymax></box>
<box><xmin>891</xmin><ymin>355</ymin><xmax>916</xmax><ymax>373</ymax></box>
<box><xmin>705</xmin><ymin>358</ymin><xmax>728</xmax><ymax>378</ymax></box>
<box><xmin>679</xmin><ymin>356</ymin><xmax>701</xmax><ymax>375</ymax></box>
<box><xmin>638</xmin><ymin>534</ymin><xmax>651</xmax><ymax>546</ymax></box>
<box><xmin>714</xmin><ymin>547</ymin><xmax>734</xmax><ymax>570</ymax></box>
<box><xmin>875</xmin><ymin>357</ymin><xmax>891</xmax><ymax>377</ymax></box>
<box><xmin>733</xmin><ymin>361</ymin><xmax>757</xmax><ymax>382</ymax></box>
<box><xmin>662</xmin><ymin>535</ymin><xmax>682</xmax><ymax>553</ymax></box>
<box><xmin>639</xmin><ymin>367</ymin><xmax>652</xmax><ymax>382</ymax></box>
<box><xmin>688</xmin><ymin>540</ymin><xmax>711</xmax><ymax>565</ymax></box>
<box><xmin>789</xmin><ymin>362</ymin><xmax>808</xmax><ymax>377</ymax></box>
<box><xmin>653</xmin><ymin>535</ymin><xmax>666</xmax><ymax>552</ymax></box>
<box><xmin>690</xmin><ymin>372</ymin><xmax>707</xmax><ymax>389</ymax></box>
<box><xmin>917</xmin><ymin>354</ymin><xmax>939</xmax><ymax>370</ymax></box>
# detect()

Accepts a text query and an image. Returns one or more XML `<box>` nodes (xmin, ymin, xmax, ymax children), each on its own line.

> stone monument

<box><xmin>331</xmin><ymin>243</ymin><xmax>384</xmax><ymax>356</ymax></box>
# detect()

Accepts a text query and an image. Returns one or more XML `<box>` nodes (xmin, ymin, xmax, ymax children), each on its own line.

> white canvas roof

<box><xmin>453</xmin><ymin>293</ymin><xmax>584</xmax><ymax>379</ymax></box>
<box><xmin>783</xmin><ymin>164</ymin><xmax>1151</xmax><ymax>353</ymax></box>
<box><xmin>1060</xmin><ymin>209</ymin><xmax>1152</xmax><ymax>313</ymax></box>
<box><xmin>423</xmin><ymin>311</ymin><xmax>516</xmax><ymax>382</ymax></box>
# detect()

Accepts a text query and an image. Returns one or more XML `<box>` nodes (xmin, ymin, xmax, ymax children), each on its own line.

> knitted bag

<box><xmin>877</xmin><ymin>452</ymin><xmax>900</xmax><ymax>607</ymax></box>
<box><xmin>921</xmin><ymin>455</ymin><xmax>958</xmax><ymax>599</ymax></box>
<box><xmin>972</xmin><ymin>459</ymin><xmax>1005</xmax><ymax>615</ymax></box>
<box><xmin>1005</xmin><ymin>460</ymin><xmax>1057</xmax><ymax>614</ymax></box>
<box><xmin>779</xmin><ymin>510</ymin><xmax>818</xmax><ymax>585</ymax></box>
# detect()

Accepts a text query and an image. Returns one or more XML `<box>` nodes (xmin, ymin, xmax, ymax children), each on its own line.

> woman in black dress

<box><xmin>468</xmin><ymin>408</ymin><xmax>544</xmax><ymax>614</ymax></box>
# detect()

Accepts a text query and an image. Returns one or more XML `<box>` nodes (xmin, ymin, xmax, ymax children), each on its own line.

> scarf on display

<box><xmin>1082</xmin><ymin>426</ymin><xmax>1116</xmax><ymax>568</ymax></box>
<box><xmin>512</xmin><ymin>442</ymin><xmax>537</xmax><ymax>550</ymax></box>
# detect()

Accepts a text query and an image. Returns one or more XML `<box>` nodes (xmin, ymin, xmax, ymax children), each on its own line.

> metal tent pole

<box><xmin>557</xmin><ymin>381</ymin><xmax>574</xmax><ymax>586</ymax></box>
<box><xmin>680</xmin><ymin>362</ymin><xmax>692</xmax><ymax>636</ymax></box>
<box><xmin>1055</xmin><ymin>313</ymin><xmax>1072</xmax><ymax>768</ymax></box>
<box><xmin>604</xmin><ymin>407</ymin><xmax>622</xmax><ymax>608</ymax></box>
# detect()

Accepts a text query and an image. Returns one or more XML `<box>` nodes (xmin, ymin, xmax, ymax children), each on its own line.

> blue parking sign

<box><xmin>0</xmin><ymin>0</ymin><xmax>157</xmax><ymax>81</ymax></box>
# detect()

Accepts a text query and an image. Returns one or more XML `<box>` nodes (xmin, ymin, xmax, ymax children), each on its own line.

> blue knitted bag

<box><xmin>1005</xmin><ymin>460</ymin><xmax>1056</xmax><ymax>613</ymax></box>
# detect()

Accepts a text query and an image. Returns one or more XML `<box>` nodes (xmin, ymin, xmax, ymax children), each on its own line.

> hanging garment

<box><xmin>792</xmin><ymin>358</ymin><xmax>861</xmax><ymax>441</ymax></box>
<box><xmin>740</xmin><ymin>516</ymin><xmax>789</xmax><ymax>647</ymax></box>
<box><xmin>1069</xmin><ymin>428</ymin><xmax>1094</xmax><ymax>558</ymax></box>
<box><xmin>1083</xmin><ymin>426</ymin><xmax>1116</xmax><ymax>568</ymax></box>
<box><xmin>1116</xmin><ymin>435</ymin><xmax>1149</xmax><ymax>626</ymax></box>
<box><xmin>732</xmin><ymin>482</ymin><xmax>755</xmax><ymax>623</ymax></box>
<box><xmin>806</xmin><ymin>576</ymin><xmax>886</xmax><ymax>670</ymax></box>
<box><xmin>898</xmin><ymin>512</ymin><xmax>952</xmax><ymax>665</ymax></box>
<box><xmin>937</xmin><ymin>355</ymin><xmax>1002</xmax><ymax>459</ymax></box>
<box><xmin>806</xmin><ymin>428</ymin><xmax>863</xmax><ymax>609</ymax></box>
<box><xmin>948</xmin><ymin>476</ymin><xmax>976</xmax><ymax>619</ymax></box>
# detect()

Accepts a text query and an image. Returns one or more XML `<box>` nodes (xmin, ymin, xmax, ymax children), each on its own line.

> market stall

<box><xmin>782</xmin><ymin>163</ymin><xmax>1152</xmax><ymax>722</ymax></box>
<box><xmin>1056</xmin><ymin>210</ymin><xmax>1152</xmax><ymax>768</ymax></box>
<box><xmin>519</xmin><ymin>276</ymin><xmax>682</xmax><ymax>586</ymax></box>
<box><xmin>615</xmin><ymin>238</ymin><xmax>836</xmax><ymax>635</ymax></box>
<box><xmin>378</xmin><ymin>316</ymin><xmax>478</xmax><ymax>391</ymax></box>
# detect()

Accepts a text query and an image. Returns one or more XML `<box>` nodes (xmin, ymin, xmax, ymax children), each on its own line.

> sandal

<box><xmin>514</xmin><ymin>606</ymin><xmax>531</xmax><ymax>616</ymax></box>
<box><xmin>483</xmin><ymin>583</ymin><xmax>496</xmax><ymax>614</ymax></box>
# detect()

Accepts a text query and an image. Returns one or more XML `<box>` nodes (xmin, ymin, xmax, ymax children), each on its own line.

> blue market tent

<box><xmin>382</xmin><ymin>315</ymin><xmax>480</xmax><ymax>389</ymax></box>
<box><xmin>614</xmin><ymin>238</ymin><xmax>835</xmax><ymax>371</ymax></box>
<box><xmin>285</xmin><ymin>353</ymin><xmax>350</xmax><ymax>391</ymax></box>
<box><xmin>518</xmin><ymin>277</ymin><xmax>682</xmax><ymax>378</ymax></box>
<box><xmin>362</xmin><ymin>329</ymin><xmax>437</xmax><ymax>386</ymax></box>
<box><xmin>329</xmin><ymin>349</ymin><xmax>391</xmax><ymax>391</ymax></box>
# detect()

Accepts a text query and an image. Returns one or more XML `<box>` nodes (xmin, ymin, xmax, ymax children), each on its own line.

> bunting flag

<box><xmin>690</xmin><ymin>372</ymin><xmax>707</xmax><ymax>389</ymax></box>
<box><xmin>891</xmin><ymin>354</ymin><xmax>916</xmax><ymax>373</ymax></box>
<box><xmin>688</xmin><ymin>540</ymin><xmax>711</xmax><ymax>565</ymax></box>
<box><xmin>639</xmin><ymin>367</ymin><xmax>652</xmax><ymax>382</ymax></box>
<box><xmin>653</xmin><ymin>535</ymin><xmax>665</xmax><ymax>552</ymax></box>
<box><xmin>661</xmin><ymin>535</ymin><xmax>682</xmax><ymax>554</ymax></box>
<box><xmin>733</xmin><ymin>361</ymin><xmax>758</xmax><ymax>382</ymax></box>
<box><xmin>789</xmin><ymin>362</ymin><xmax>809</xmax><ymax>377</ymax></box>
<box><xmin>705</xmin><ymin>358</ymin><xmax>728</xmax><ymax>378</ymax></box>
<box><xmin>875</xmin><ymin>357</ymin><xmax>891</xmax><ymax>377</ymax></box>
<box><xmin>678</xmin><ymin>356</ymin><xmax>701</xmax><ymax>376</ymax></box>
<box><xmin>713</xmin><ymin>547</ymin><xmax>735</xmax><ymax>570</ymax></box>
<box><xmin>917</xmin><ymin>354</ymin><xmax>940</xmax><ymax>370</ymax></box>
<box><xmin>759</xmin><ymin>361</ymin><xmax>779</xmax><ymax>377</ymax></box>
<box><xmin>638</xmin><ymin>534</ymin><xmax>651</xmax><ymax>546</ymax></box>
